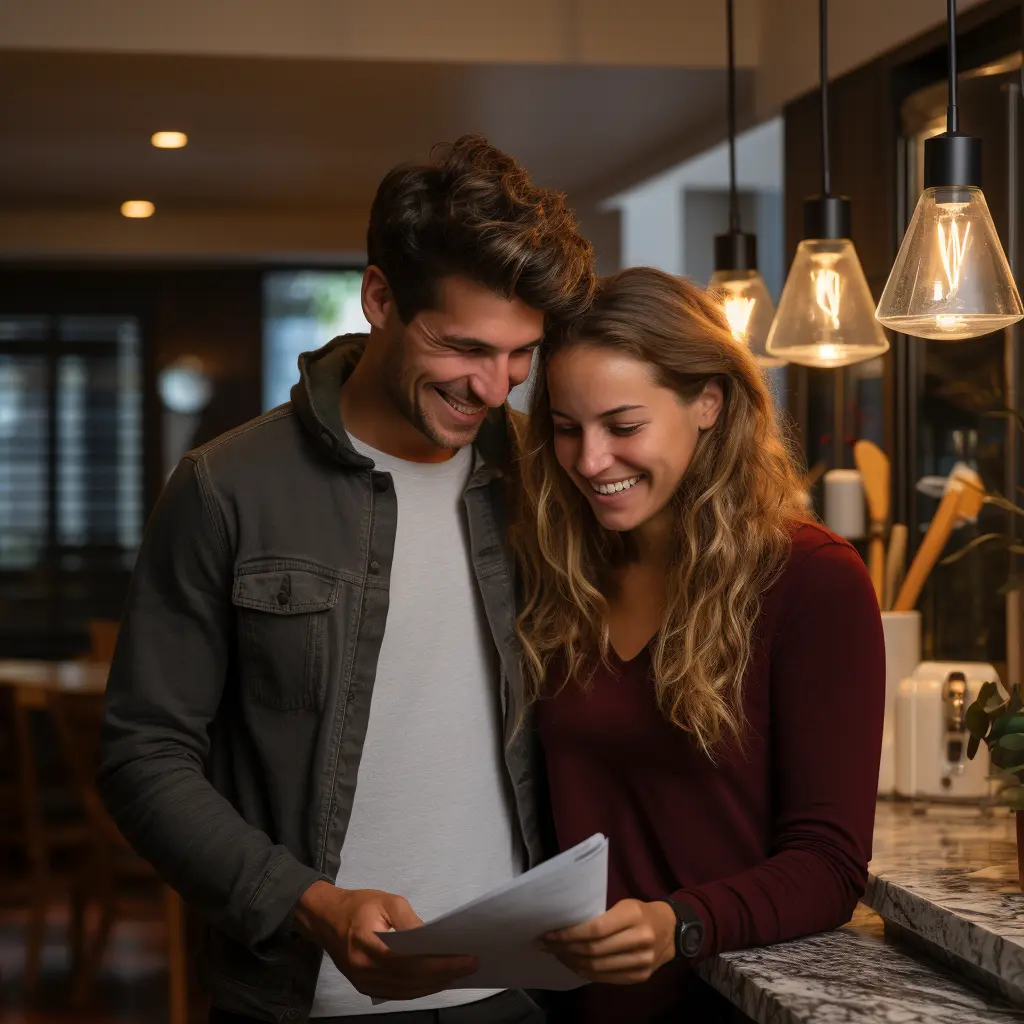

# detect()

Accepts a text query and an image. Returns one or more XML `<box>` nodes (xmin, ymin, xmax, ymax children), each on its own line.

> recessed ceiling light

<box><xmin>121</xmin><ymin>200</ymin><xmax>155</xmax><ymax>219</ymax></box>
<box><xmin>151</xmin><ymin>131</ymin><xmax>188</xmax><ymax>149</ymax></box>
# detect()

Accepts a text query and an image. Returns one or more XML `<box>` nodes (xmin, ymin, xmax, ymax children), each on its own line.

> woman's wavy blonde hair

<box><xmin>510</xmin><ymin>267</ymin><xmax>807</xmax><ymax>756</ymax></box>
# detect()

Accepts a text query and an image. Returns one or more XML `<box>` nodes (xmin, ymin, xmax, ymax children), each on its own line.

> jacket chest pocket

<box><xmin>231</xmin><ymin>565</ymin><xmax>339</xmax><ymax>711</ymax></box>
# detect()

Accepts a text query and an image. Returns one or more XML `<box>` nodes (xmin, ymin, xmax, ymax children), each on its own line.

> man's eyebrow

<box><xmin>440</xmin><ymin>333</ymin><xmax>544</xmax><ymax>352</ymax></box>
<box><xmin>550</xmin><ymin>404</ymin><xmax>646</xmax><ymax>418</ymax></box>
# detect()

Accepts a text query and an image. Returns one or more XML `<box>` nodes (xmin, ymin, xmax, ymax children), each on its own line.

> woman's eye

<box><xmin>553</xmin><ymin>424</ymin><xmax>581</xmax><ymax>436</ymax></box>
<box><xmin>610</xmin><ymin>424</ymin><xmax>642</xmax><ymax>437</ymax></box>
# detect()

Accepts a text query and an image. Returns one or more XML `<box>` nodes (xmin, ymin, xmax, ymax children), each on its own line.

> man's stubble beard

<box><xmin>381</xmin><ymin>335</ymin><xmax>478</xmax><ymax>451</ymax></box>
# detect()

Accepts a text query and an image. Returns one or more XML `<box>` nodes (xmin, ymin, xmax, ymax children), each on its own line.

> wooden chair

<box><xmin>85</xmin><ymin>619</ymin><xmax>120</xmax><ymax>663</ymax></box>
<box><xmin>0</xmin><ymin>686</ymin><xmax>91</xmax><ymax>993</ymax></box>
<box><xmin>46</xmin><ymin>689</ymin><xmax>188</xmax><ymax>1024</ymax></box>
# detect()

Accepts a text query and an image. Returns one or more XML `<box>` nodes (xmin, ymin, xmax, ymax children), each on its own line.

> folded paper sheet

<box><xmin>378</xmin><ymin>833</ymin><xmax>608</xmax><ymax>991</ymax></box>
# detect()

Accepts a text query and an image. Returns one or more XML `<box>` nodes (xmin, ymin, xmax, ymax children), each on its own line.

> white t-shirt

<box><xmin>310</xmin><ymin>438</ymin><xmax>523</xmax><ymax>1016</ymax></box>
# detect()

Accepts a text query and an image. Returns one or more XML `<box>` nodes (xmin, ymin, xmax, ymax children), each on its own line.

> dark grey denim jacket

<box><xmin>98</xmin><ymin>334</ymin><xmax>545</xmax><ymax>1023</ymax></box>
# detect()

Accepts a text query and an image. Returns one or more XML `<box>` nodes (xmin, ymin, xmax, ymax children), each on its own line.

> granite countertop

<box><xmin>699</xmin><ymin>906</ymin><xmax>1024</xmax><ymax>1023</ymax></box>
<box><xmin>864</xmin><ymin>800</ymin><xmax>1024</xmax><ymax>1003</ymax></box>
<box><xmin>697</xmin><ymin>801</ymin><xmax>1024</xmax><ymax>1023</ymax></box>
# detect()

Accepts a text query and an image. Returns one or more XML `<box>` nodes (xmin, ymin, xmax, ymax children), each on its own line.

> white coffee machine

<box><xmin>894</xmin><ymin>661</ymin><xmax>1001</xmax><ymax>802</ymax></box>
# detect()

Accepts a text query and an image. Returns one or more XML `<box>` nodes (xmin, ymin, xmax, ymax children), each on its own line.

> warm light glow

<box><xmin>121</xmin><ymin>200</ymin><xmax>155</xmax><ymax>219</ymax></box>
<box><xmin>812</xmin><ymin>267</ymin><xmax>841</xmax><ymax>329</ymax></box>
<box><xmin>707</xmin><ymin>269</ymin><xmax>784</xmax><ymax>367</ymax></box>
<box><xmin>876</xmin><ymin>186</ymin><xmax>1024</xmax><ymax>340</ymax></box>
<box><xmin>723</xmin><ymin>295</ymin><xmax>757</xmax><ymax>341</ymax></box>
<box><xmin>151</xmin><ymin>131</ymin><xmax>188</xmax><ymax>149</ymax></box>
<box><xmin>766</xmin><ymin>238</ymin><xmax>890</xmax><ymax>368</ymax></box>
<box><xmin>937</xmin><ymin>213</ymin><xmax>970</xmax><ymax>297</ymax></box>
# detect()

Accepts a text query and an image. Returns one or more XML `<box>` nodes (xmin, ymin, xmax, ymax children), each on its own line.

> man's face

<box><xmin>368</xmin><ymin>273</ymin><xmax>545</xmax><ymax>450</ymax></box>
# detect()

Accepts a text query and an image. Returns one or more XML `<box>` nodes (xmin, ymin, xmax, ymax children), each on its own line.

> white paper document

<box><xmin>378</xmin><ymin>833</ymin><xmax>608</xmax><ymax>991</ymax></box>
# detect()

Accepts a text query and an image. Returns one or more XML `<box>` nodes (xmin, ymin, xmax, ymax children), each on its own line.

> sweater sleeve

<box><xmin>672</xmin><ymin>540</ymin><xmax>885</xmax><ymax>959</ymax></box>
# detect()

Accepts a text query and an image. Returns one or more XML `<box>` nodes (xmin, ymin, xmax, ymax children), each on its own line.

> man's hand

<box><xmin>537</xmin><ymin>898</ymin><xmax>677</xmax><ymax>985</ymax></box>
<box><xmin>294</xmin><ymin>881</ymin><xmax>478</xmax><ymax>1000</ymax></box>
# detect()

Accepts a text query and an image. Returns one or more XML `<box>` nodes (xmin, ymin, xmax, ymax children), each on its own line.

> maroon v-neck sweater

<box><xmin>536</xmin><ymin>523</ymin><xmax>885</xmax><ymax>1020</ymax></box>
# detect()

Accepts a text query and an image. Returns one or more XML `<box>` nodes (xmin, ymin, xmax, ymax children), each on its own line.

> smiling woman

<box><xmin>510</xmin><ymin>267</ymin><xmax>885</xmax><ymax>1023</ymax></box>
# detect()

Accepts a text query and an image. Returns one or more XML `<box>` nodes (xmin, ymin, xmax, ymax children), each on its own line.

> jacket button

<box><xmin>374</xmin><ymin>475</ymin><xmax>390</xmax><ymax>493</ymax></box>
<box><xmin>369</xmin><ymin>561</ymin><xmax>380</xmax><ymax>574</ymax></box>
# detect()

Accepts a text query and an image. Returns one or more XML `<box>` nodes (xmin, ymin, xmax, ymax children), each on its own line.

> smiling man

<box><xmin>98</xmin><ymin>136</ymin><xmax>594</xmax><ymax>1024</ymax></box>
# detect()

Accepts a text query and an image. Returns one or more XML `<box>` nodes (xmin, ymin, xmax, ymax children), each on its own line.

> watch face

<box><xmin>681</xmin><ymin>923</ymin><xmax>704</xmax><ymax>957</ymax></box>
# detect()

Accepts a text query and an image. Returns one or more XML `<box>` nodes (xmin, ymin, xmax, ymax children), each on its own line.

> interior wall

<box><xmin>0</xmin><ymin>0</ymin><xmax>760</xmax><ymax>66</ymax></box>
<box><xmin>756</xmin><ymin>0</ymin><xmax>990</xmax><ymax>120</ymax></box>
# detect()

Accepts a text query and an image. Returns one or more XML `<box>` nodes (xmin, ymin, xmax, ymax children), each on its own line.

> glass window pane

<box><xmin>262</xmin><ymin>270</ymin><xmax>368</xmax><ymax>411</ymax></box>
<box><xmin>0</xmin><ymin>355</ymin><xmax>49</xmax><ymax>569</ymax></box>
<box><xmin>0</xmin><ymin>316</ymin><xmax>49</xmax><ymax>342</ymax></box>
<box><xmin>56</xmin><ymin>317</ymin><xmax>143</xmax><ymax>552</ymax></box>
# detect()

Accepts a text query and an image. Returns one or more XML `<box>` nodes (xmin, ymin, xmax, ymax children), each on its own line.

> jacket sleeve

<box><xmin>98</xmin><ymin>455</ymin><xmax>329</xmax><ymax>948</ymax></box>
<box><xmin>673</xmin><ymin>541</ymin><xmax>885</xmax><ymax>959</ymax></box>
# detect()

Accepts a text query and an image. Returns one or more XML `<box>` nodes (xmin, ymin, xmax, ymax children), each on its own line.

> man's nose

<box><xmin>470</xmin><ymin>355</ymin><xmax>513</xmax><ymax>409</ymax></box>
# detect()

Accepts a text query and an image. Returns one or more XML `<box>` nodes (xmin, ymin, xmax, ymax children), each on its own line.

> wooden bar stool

<box><xmin>47</xmin><ymin>689</ymin><xmax>189</xmax><ymax>1024</ymax></box>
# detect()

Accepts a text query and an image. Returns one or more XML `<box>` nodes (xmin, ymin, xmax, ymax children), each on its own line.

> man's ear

<box><xmin>361</xmin><ymin>266</ymin><xmax>393</xmax><ymax>331</ymax></box>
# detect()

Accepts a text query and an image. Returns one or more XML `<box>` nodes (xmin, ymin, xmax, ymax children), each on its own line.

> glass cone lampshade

<box><xmin>766</xmin><ymin>238</ymin><xmax>890</xmax><ymax>368</ymax></box>
<box><xmin>876</xmin><ymin>186</ymin><xmax>1023</xmax><ymax>340</ymax></box>
<box><xmin>708</xmin><ymin>269</ymin><xmax>783</xmax><ymax>367</ymax></box>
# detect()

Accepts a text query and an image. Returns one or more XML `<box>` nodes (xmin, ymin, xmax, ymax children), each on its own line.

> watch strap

<box><xmin>660</xmin><ymin>896</ymin><xmax>704</xmax><ymax>959</ymax></box>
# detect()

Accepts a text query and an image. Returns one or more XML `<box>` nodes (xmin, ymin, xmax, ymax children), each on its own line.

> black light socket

<box><xmin>803</xmin><ymin>194</ymin><xmax>851</xmax><ymax>240</ymax></box>
<box><xmin>714</xmin><ymin>230</ymin><xmax>758</xmax><ymax>271</ymax></box>
<box><xmin>923</xmin><ymin>131</ymin><xmax>982</xmax><ymax>189</ymax></box>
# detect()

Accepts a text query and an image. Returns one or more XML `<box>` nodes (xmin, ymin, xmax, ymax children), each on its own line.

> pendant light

<box><xmin>765</xmin><ymin>0</ymin><xmax>889</xmax><ymax>368</ymax></box>
<box><xmin>708</xmin><ymin>0</ymin><xmax>783</xmax><ymax>367</ymax></box>
<box><xmin>875</xmin><ymin>0</ymin><xmax>1023</xmax><ymax>340</ymax></box>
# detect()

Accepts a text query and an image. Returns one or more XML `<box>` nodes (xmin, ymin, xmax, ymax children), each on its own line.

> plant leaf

<box><xmin>939</xmin><ymin>533</ymin><xmax>1006</xmax><ymax>565</ymax></box>
<box><xmin>1011</xmin><ymin>688</ymin><xmax>1024</xmax><ymax>714</ymax></box>
<box><xmin>998</xmin><ymin>732</ymin><xmax>1024</xmax><ymax>752</ymax></box>
<box><xmin>986</xmin><ymin>492</ymin><xmax>1024</xmax><ymax>519</ymax></box>
<box><xmin>984</xmin><ymin>408</ymin><xmax>1024</xmax><ymax>435</ymax></box>
<box><xmin>992</xmin><ymin>744</ymin><xmax>1024</xmax><ymax>769</ymax></box>
<box><xmin>989</xmin><ymin>714</ymin><xmax>1024</xmax><ymax>740</ymax></box>
<box><xmin>986</xmin><ymin>694</ymin><xmax>1011</xmax><ymax>716</ymax></box>
<box><xmin>968</xmin><ymin>734</ymin><xmax>983</xmax><ymax>760</ymax></box>
<box><xmin>1000</xmin><ymin>787</ymin><xmax>1024</xmax><ymax>811</ymax></box>
<box><xmin>965</xmin><ymin>700</ymin><xmax>992</xmax><ymax>740</ymax></box>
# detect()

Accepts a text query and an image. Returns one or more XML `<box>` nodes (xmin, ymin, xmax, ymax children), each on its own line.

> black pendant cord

<box><xmin>819</xmin><ymin>0</ymin><xmax>831</xmax><ymax>197</ymax></box>
<box><xmin>947</xmin><ymin>0</ymin><xmax>959</xmax><ymax>133</ymax></box>
<box><xmin>726</xmin><ymin>0</ymin><xmax>739</xmax><ymax>231</ymax></box>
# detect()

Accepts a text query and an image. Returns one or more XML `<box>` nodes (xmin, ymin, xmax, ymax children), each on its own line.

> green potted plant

<box><xmin>965</xmin><ymin>681</ymin><xmax>1024</xmax><ymax>887</ymax></box>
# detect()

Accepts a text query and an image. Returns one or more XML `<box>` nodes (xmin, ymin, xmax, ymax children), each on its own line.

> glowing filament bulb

<box><xmin>723</xmin><ymin>295</ymin><xmax>757</xmax><ymax>341</ymax></box>
<box><xmin>813</xmin><ymin>268</ymin><xmax>841</xmax><ymax>329</ymax></box>
<box><xmin>937</xmin><ymin>216</ymin><xmax>970</xmax><ymax>297</ymax></box>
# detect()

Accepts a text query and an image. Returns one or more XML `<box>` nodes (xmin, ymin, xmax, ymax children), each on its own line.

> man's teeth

<box><xmin>437</xmin><ymin>389</ymin><xmax>482</xmax><ymax>416</ymax></box>
<box><xmin>591</xmin><ymin>476</ymin><xmax>642</xmax><ymax>495</ymax></box>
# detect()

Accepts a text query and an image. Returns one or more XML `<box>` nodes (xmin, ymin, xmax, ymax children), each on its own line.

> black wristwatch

<box><xmin>660</xmin><ymin>897</ymin><xmax>704</xmax><ymax>959</ymax></box>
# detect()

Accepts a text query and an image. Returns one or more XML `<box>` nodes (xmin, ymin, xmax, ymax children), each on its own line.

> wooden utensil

<box><xmin>892</xmin><ymin>475</ymin><xmax>985</xmax><ymax>612</ymax></box>
<box><xmin>853</xmin><ymin>440</ymin><xmax>890</xmax><ymax>606</ymax></box>
<box><xmin>883</xmin><ymin>523</ymin><xmax>908</xmax><ymax>612</ymax></box>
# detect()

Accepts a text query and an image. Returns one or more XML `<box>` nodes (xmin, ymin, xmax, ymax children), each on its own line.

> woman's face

<box><xmin>547</xmin><ymin>344</ymin><xmax>723</xmax><ymax>534</ymax></box>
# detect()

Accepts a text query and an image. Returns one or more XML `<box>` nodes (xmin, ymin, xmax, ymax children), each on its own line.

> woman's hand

<box><xmin>538</xmin><ymin>898</ymin><xmax>677</xmax><ymax>984</ymax></box>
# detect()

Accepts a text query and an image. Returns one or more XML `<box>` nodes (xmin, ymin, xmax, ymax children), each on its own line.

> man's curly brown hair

<box><xmin>367</xmin><ymin>135</ymin><xmax>595</xmax><ymax>329</ymax></box>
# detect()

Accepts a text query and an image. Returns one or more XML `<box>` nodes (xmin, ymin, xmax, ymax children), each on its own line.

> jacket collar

<box><xmin>290</xmin><ymin>333</ymin><xmax>513</xmax><ymax>478</ymax></box>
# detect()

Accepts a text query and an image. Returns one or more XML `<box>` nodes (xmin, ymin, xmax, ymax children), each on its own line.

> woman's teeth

<box><xmin>591</xmin><ymin>476</ymin><xmax>642</xmax><ymax>495</ymax></box>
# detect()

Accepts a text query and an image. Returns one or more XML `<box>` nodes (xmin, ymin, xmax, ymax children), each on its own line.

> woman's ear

<box><xmin>697</xmin><ymin>380</ymin><xmax>725</xmax><ymax>430</ymax></box>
